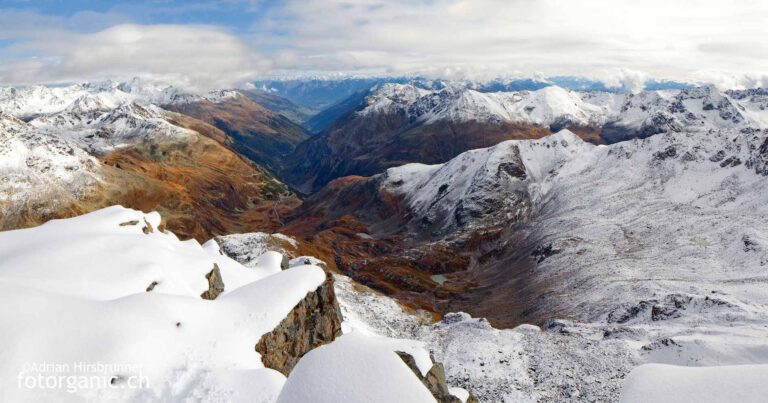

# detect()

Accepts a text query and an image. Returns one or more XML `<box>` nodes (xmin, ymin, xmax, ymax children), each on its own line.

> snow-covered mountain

<box><xmin>0</xmin><ymin>112</ymin><xmax>100</xmax><ymax>218</ymax></box>
<box><xmin>331</xmin><ymin>260</ymin><xmax>768</xmax><ymax>403</ymax></box>
<box><xmin>6</xmin><ymin>77</ymin><xmax>768</xmax><ymax>402</ymax></box>
<box><xmin>361</xmin><ymin>83</ymin><xmax>612</xmax><ymax>127</ymax></box>
<box><xmin>281</xmin><ymin>125</ymin><xmax>768</xmax><ymax>401</ymax></box>
<box><xmin>0</xmin><ymin>80</ymin><xmax>195</xmax><ymax>120</ymax></box>
<box><xmin>359</xmin><ymin>83</ymin><xmax>768</xmax><ymax>133</ymax></box>
<box><xmin>341</xmin><ymin>125</ymin><xmax>768</xmax><ymax>321</ymax></box>
<box><xmin>285</xmin><ymin>83</ymin><xmax>768</xmax><ymax>193</ymax></box>
<box><xmin>0</xmin><ymin>79</ymin><xmax>244</xmax><ymax>156</ymax></box>
<box><xmin>0</xmin><ymin>80</ymin><xmax>300</xmax><ymax>240</ymax></box>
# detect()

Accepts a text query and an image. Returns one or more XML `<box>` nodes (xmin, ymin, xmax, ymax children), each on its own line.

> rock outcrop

<box><xmin>200</xmin><ymin>264</ymin><xmax>225</xmax><ymax>300</ymax></box>
<box><xmin>255</xmin><ymin>275</ymin><xmax>343</xmax><ymax>375</ymax></box>
<box><xmin>397</xmin><ymin>351</ymin><xmax>478</xmax><ymax>403</ymax></box>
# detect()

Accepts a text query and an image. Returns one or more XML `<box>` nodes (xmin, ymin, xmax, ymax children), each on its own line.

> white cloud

<box><xmin>251</xmin><ymin>0</ymin><xmax>768</xmax><ymax>86</ymax></box>
<box><xmin>0</xmin><ymin>24</ymin><xmax>268</xmax><ymax>92</ymax></box>
<box><xmin>601</xmin><ymin>69</ymin><xmax>649</xmax><ymax>93</ymax></box>
<box><xmin>2</xmin><ymin>1</ymin><xmax>768</xmax><ymax>89</ymax></box>
<box><xmin>690</xmin><ymin>71</ymin><xmax>768</xmax><ymax>90</ymax></box>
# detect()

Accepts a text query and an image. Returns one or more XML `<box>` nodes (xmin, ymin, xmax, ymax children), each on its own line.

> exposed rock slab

<box><xmin>255</xmin><ymin>275</ymin><xmax>343</xmax><ymax>375</ymax></box>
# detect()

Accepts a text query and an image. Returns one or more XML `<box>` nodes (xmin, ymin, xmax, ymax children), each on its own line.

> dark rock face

<box><xmin>531</xmin><ymin>243</ymin><xmax>560</xmax><ymax>263</ymax></box>
<box><xmin>719</xmin><ymin>156</ymin><xmax>742</xmax><ymax>168</ymax></box>
<box><xmin>396</xmin><ymin>351</ymin><xmax>477</xmax><ymax>403</ymax></box>
<box><xmin>200</xmin><ymin>264</ymin><xmax>225</xmax><ymax>300</ymax></box>
<box><xmin>607</xmin><ymin>293</ymin><xmax>736</xmax><ymax>325</ymax></box>
<box><xmin>652</xmin><ymin>145</ymin><xmax>678</xmax><ymax>161</ymax></box>
<box><xmin>255</xmin><ymin>275</ymin><xmax>343</xmax><ymax>376</ymax></box>
<box><xmin>497</xmin><ymin>161</ymin><xmax>527</xmax><ymax>180</ymax></box>
<box><xmin>747</xmin><ymin>136</ymin><xmax>768</xmax><ymax>175</ymax></box>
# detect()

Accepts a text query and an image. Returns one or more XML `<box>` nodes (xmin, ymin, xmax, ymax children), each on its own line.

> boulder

<box><xmin>200</xmin><ymin>263</ymin><xmax>224</xmax><ymax>300</ymax></box>
<box><xmin>396</xmin><ymin>351</ymin><xmax>477</xmax><ymax>403</ymax></box>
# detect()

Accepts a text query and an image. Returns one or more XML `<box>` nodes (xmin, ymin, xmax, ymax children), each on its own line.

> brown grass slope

<box><xmin>1</xmin><ymin>113</ymin><xmax>300</xmax><ymax>242</ymax></box>
<box><xmin>165</xmin><ymin>93</ymin><xmax>309</xmax><ymax>173</ymax></box>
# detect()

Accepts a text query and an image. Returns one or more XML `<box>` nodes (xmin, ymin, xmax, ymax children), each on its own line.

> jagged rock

<box><xmin>289</xmin><ymin>256</ymin><xmax>329</xmax><ymax>272</ymax></box>
<box><xmin>145</xmin><ymin>281</ymin><xmax>158</xmax><ymax>292</ymax></box>
<box><xmin>200</xmin><ymin>264</ymin><xmax>224</xmax><ymax>300</ymax></box>
<box><xmin>653</xmin><ymin>145</ymin><xmax>677</xmax><ymax>161</ymax></box>
<box><xmin>281</xmin><ymin>254</ymin><xmax>290</xmax><ymax>270</ymax></box>
<box><xmin>396</xmin><ymin>351</ymin><xmax>477</xmax><ymax>403</ymax></box>
<box><xmin>142</xmin><ymin>218</ymin><xmax>154</xmax><ymax>234</ymax></box>
<box><xmin>255</xmin><ymin>275</ymin><xmax>343</xmax><ymax>376</ymax></box>
<box><xmin>532</xmin><ymin>243</ymin><xmax>560</xmax><ymax>263</ymax></box>
<box><xmin>119</xmin><ymin>220</ymin><xmax>139</xmax><ymax>227</ymax></box>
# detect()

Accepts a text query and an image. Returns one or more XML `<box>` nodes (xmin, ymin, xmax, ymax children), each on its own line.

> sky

<box><xmin>1</xmin><ymin>0</ymin><xmax>768</xmax><ymax>91</ymax></box>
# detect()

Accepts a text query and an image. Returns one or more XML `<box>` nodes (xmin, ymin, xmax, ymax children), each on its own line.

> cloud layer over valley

<box><xmin>1</xmin><ymin>0</ymin><xmax>767</xmax><ymax>90</ymax></box>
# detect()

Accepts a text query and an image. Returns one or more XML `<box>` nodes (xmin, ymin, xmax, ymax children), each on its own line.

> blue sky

<box><xmin>1</xmin><ymin>1</ymin><xmax>271</xmax><ymax>32</ymax></box>
<box><xmin>1</xmin><ymin>1</ymin><xmax>767</xmax><ymax>91</ymax></box>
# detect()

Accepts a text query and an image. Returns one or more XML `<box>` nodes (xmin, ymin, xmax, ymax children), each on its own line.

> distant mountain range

<box><xmin>252</xmin><ymin>76</ymin><xmax>693</xmax><ymax>116</ymax></box>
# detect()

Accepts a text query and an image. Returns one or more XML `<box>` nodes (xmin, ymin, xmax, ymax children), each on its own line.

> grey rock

<box><xmin>200</xmin><ymin>264</ymin><xmax>224</xmax><ymax>300</ymax></box>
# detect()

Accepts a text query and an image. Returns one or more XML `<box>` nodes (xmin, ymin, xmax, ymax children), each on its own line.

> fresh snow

<box><xmin>0</xmin><ymin>206</ymin><xmax>328</xmax><ymax>402</ymax></box>
<box><xmin>0</xmin><ymin>206</ymin><xmax>453</xmax><ymax>402</ymax></box>
<box><xmin>383</xmin><ymin>130</ymin><xmax>591</xmax><ymax>233</ymax></box>
<box><xmin>620</xmin><ymin>364</ymin><xmax>768</xmax><ymax>403</ymax></box>
<box><xmin>212</xmin><ymin>232</ymin><xmax>299</xmax><ymax>268</ymax></box>
<box><xmin>0</xmin><ymin>113</ymin><xmax>99</xmax><ymax>212</ymax></box>
<box><xmin>276</xmin><ymin>332</ymin><xmax>437</xmax><ymax>403</ymax></box>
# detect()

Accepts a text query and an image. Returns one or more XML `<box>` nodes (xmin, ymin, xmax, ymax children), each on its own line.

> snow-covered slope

<box><xmin>29</xmin><ymin>102</ymin><xmax>194</xmax><ymax>154</ymax></box>
<box><xmin>380</xmin><ymin>125</ymin><xmax>768</xmax><ymax>317</ymax></box>
<box><xmin>0</xmin><ymin>80</ymin><xmax>249</xmax><ymax>155</ymax></box>
<box><xmin>0</xmin><ymin>113</ymin><xmax>99</xmax><ymax>211</ymax></box>
<box><xmin>277</xmin><ymin>332</ymin><xmax>437</xmax><ymax>403</ymax></box>
<box><xmin>0</xmin><ymin>206</ymin><xmax>455</xmax><ymax>403</ymax></box>
<box><xmin>0</xmin><ymin>206</ymin><xmax>315</xmax><ymax>402</ymax></box>
<box><xmin>304</xmin><ymin>125</ymin><xmax>768</xmax><ymax>401</ymax></box>
<box><xmin>620</xmin><ymin>363</ymin><xmax>768</xmax><ymax>403</ymax></box>
<box><xmin>383</xmin><ymin>130</ymin><xmax>592</xmax><ymax>235</ymax></box>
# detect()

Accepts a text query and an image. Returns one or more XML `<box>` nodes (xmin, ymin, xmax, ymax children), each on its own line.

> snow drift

<box><xmin>0</xmin><ymin>206</ymin><xmax>449</xmax><ymax>402</ymax></box>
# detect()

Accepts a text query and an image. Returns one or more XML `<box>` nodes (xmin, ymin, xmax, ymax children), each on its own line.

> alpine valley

<box><xmin>3</xmin><ymin>76</ymin><xmax>768</xmax><ymax>403</ymax></box>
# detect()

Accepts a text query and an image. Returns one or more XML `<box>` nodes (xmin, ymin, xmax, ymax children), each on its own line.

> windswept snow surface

<box><xmin>277</xmin><ymin>332</ymin><xmax>437</xmax><ymax>403</ymax></box>
<box><xmin>0</xmin><ymin>206</ymin><xmax>448</xmax><ymax>402</ymax></box>
<box><xmin>0</xmin><ymin>206</ymin><xmax>327</xmax><ymax>402</ymax></box>
<box><xmin>212</xmin><ymin>232</ymin><xmax>299</xmax><ymax>268</ymax></box>
<box><xmin>620</xmin><ymin>364</ymin><xmax>768</xmax><ymax>403</ymax></box>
